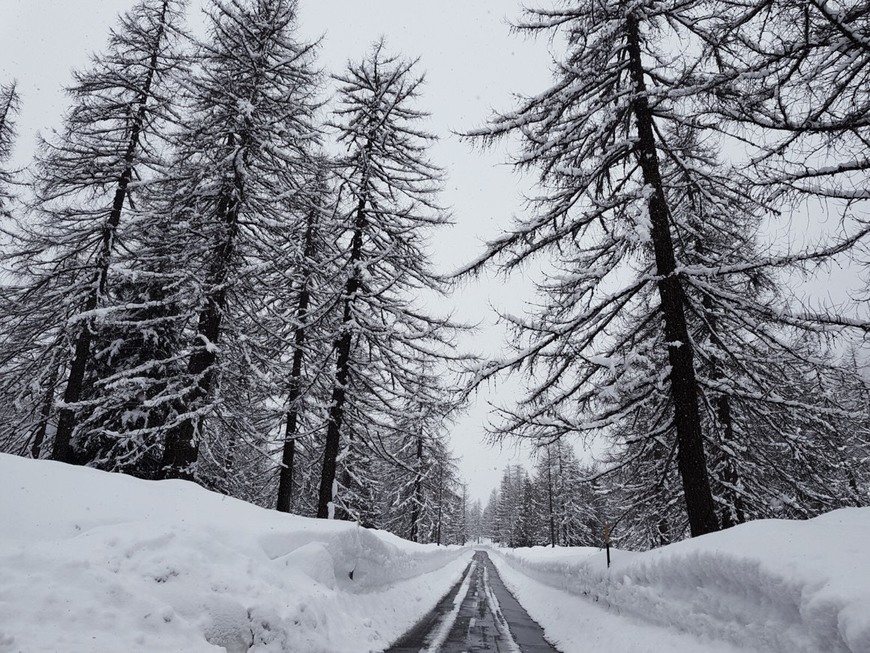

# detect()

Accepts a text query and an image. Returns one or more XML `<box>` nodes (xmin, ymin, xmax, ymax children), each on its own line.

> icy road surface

<box><xmin>387</xmin><ymin>550</ymin><xmax>559</xmax><ymax>653</ymax></box>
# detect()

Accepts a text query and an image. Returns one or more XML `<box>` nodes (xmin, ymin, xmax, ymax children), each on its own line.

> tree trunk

<box><xmin>546</xmin><ymin>446</ymin><xmax>556</xmax><ymax>547</ymax></box>
<box><xmin>317</xmin><ymin>192</ymin><xmax>366</xmax><ymax>518</ymax></box>
<box><xmin>160</xmin><ymin>167</ymin><xmax>241</xmax><ymax>479</ymax></box>
<box><xmin>625</xmin><ymin>15</ymin><xmax>719</xmax><ymax>537</ymax></box>
<box><xmin>410</xmin><ymin>434</ymin><xmax>424</xmax><ymax>541</ymax></box>
<box><xmin>436</xmin><ymin>462</ymin><xmax>443</xmax><ymax>546</ymax></box>
<box><xmin>52</xmin><ymin>0</ymin><xmax>170</xmax><ymax>463</ymax></box>
<box><xmin>276</xmin><ymin>210</ymin><xmax>318</xmax><ymax>513</ymax></box>
<box><xmin>702</xmin><ymin>294</ymin><xmax>746</xmax><ymax>528</ymax></box>
<box><xmin>29</xmin><ymin>362</ymin><xmax>59</xmax><ymax>459</ymax></box>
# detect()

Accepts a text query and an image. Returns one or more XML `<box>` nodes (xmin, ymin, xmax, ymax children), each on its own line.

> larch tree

<box><xmin>493</xmin><ymin>464</ymin><xmax>527</xmax><ymax>547</ymax></box>
<box><xmin>708</xmin><ymin>0</ymin><xmax>870</xmax><ymax>206</ymax></box>
<box><xmin>482</xmin><ymin>488</ymin><xmax>499</xmax><ymax>541</ymax></box>
<box><xmin>0</xmin><ymin>82</ymin><xmax>25</xmax><ymax>455</ymax></box>
<box><xmin>464</xmin><ymin>0</ymin><xmax>869</xmax><ymax>543</ymax></box>
<box><xmin>533</xmin><ymin>440</ymin><xmax>602</xmax><ymax>546</ymax></box>
<box><xmin>275</xmin><ymin>167</ymin><xmax>337</xmax><ymax>513</ymax></box>
<box><xmin>466</xmin><ymin>498</ymin><xmax>484</xmax><ymax>544</ymax></box>
<box><xmin>0</xmin><ymin>82</ymin><xmax>18</xmax><ymax>221</ymax></box>
<box><xmin>706</xmin><ymin>0</ymin><xmax>870</xmax><ymax>325</ymax></box>
<box><xmin>463</xmin><ymin>0</ymin><xmax>723</xmax><ymax>537</ymax></box>
<box><xmin>316</xmin><ymin>42</ymin><xmax>462</xmax><ymax>520</ymax></box>
<box><xmin>515</xmin><ymin>473</ymin><xmax>541</xmax><ymax>547</ymax></box>
<box><xmin>671</xmin><ymin>0</ymin><xmax>870</xmax><ymax>528</ymax></box>
<box><xmin>379</xmin><ymin>381</ymin><xmax>460</xmax><ymax>541</ymax></box>
<box><xmin>0</xmin><ymin>0</ymin><xmax>187</xmax><ymax>463</ymax></box>
<box><xmin>152</xmin><ymin>0</ymin><xmax>322</xmax><ymax>483</ymax></box>
<box><xmin>585</xmin><ymin>120</ymin><xmax>870</xmax><ymax>545</ymax></box>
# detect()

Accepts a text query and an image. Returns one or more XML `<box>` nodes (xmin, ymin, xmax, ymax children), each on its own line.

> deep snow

<box><xmin>489</xmin><ymin>509</ymin><xmax>870</xmax><ymax>653</ymax></box>
<box><xmin>0</xmin><ymin>454</ymin><xmax>471</xmax><ymax>652</ymax></box>
<box><xmin>2</xmin><ymin>453</ymin><xmax>869</xmax><ymax>653</ymax></box>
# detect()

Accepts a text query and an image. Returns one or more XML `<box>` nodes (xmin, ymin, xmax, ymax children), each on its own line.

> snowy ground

<box><xmin>489</xmin><ymin>509</ymin><xmax>870</xmax><ymax>653</ymax></box>
<box><xmin>0</xmin><ymin>454</ymin><xmax>471</xmax><ymax>653</ymax></box>
<box><xmin>2</xmin><ymin>453</ymin><xmax>869</xmax><ymax>653</ymax></box>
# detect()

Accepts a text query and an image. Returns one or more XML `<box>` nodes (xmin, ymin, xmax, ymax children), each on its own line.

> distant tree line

<box><xmin>479</xmin><ymin>444</ymin><xmax>606</xmax><ymax>548</ymax></box>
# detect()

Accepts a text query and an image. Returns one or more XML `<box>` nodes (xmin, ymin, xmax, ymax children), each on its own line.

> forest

<box><xmin>1</xmin><ymin>0</ymin><xmax>869</xmax><ymax>552</ymax></box>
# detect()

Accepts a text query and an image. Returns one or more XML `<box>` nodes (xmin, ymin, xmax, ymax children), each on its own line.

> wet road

<box><xmin>386</xmin><ymin>551</ymin><xmax>560</xmax><ymax>653</ymax></box>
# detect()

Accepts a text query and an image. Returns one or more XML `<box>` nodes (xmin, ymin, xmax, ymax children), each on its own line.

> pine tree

<box><xmin>316</xmin><ymin>42</ymin><xmax>462</xmax><ymax>519</ymax></box>
<box><xmin>0</xmin><ymin>0</ymin><xmax>187</xmax><ymax>463</ymax></box>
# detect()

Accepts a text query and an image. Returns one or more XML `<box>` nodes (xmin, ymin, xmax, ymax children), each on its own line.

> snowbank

<box><xmin>492</xmin><ymin>510</ymin><xmax>870</xmax><ymax>653</ymax></box>
<box><xmin>0</xmin><ymin>454</ymin><xmax>471</xmax><ymax>653</ymax></box>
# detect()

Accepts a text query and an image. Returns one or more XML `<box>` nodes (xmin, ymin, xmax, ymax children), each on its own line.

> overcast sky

<box><xmin>0</xmin><ymin>0</ymin><xmax>564</xmax><ymax>502</ymax></box>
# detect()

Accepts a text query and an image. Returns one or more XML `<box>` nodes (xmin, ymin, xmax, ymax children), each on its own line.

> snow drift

<box><xmin>3</xmin><ymin>452</ymin><xmax>869</xmax><ymax>653</ymax></box>
<box><xmin>492</xmin><ymin>509</ymin><xmax>870</xmax><ymax>653</ymax></box>
<box><xmin>0</xmin><ymin>454</ymin><xmax>471</xmax><ymax>653</ymax></box>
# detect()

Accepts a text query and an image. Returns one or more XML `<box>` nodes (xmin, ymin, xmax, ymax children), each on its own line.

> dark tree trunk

<box><xmin>410</xmin><ymin>434</ymin><xmax>423</xmax><ymax>541</ymax></box>
<box><xmin>159</xmin><ymin>186</ymin><xmax>238</xmax><ymax>479</ymax></box>
<box><xmin>30</xmin><ymin>362</ymin><xmax>59</xmax><ymax>459</ymax></box>
<box><xmin>702</xmin><ymin>294</ymin><xmax>746</xmax><ymax>528</ymax></box>
<box><xmin>546</xmin><ymin>447</ymin><xmax>556</xmax><ymax>547</ymax></box>
<box><xmin>317</xmin><ymin>191</ymin><xmax>366</xmax><ymax>518</ymax></box>
<box><xmin>436</xmin><ymin>462</ymin><xmax>443</xmax><ymax>546</ymax></box>
<box><xmin>625</xmin><ymin>15</ymin><xmax>719</xmax><ymax>537</ymax></box>
<box><xmin>52</xmin><ymin>1</ymin><xmax>170</xmax><ymax>463</ymax></box>
<box><xmin>715</xmin><ymin>392</ymin><xmax>745</xmax><ymax>528</ymax></box>
<box><xmin>276</xmin><ymin>212</ymin><xmax>318</xmax><ymax>513</ymax></box>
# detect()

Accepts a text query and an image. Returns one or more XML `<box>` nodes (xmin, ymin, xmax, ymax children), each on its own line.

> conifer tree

<box><xmin>465</xmin><ymin>1</ymin><xmax>867</xmax><ymax>542</ymax></box>
<box><xmin>0</xmin><ymin>82</ymin><xmax>18</xmax><ymax>221</ymax></box>
<box><xmin>0</xmin><ymin>0</ymin><xmax>187</xmax><ymax>463</ymax></box>
<box><xmin>153</xmin><ymin>0</ymin><xmax>322</xmax><ymax>482</ymax></box>
<box><xmin>593</xmin><ymin>125</ymin><xmax>870</xmax><ymax>544</ymax></box>
<box><xmin>379</xmin><ymin>384</ymin><xmax>460</xmax><ymax>541</ymax></box>
<box><xmin>482</xmin><ymin>488</ymin><xmax>499</xmax><ymax>541</ymax></box>
<box><xmin>709</xmin><ymin>0</ymin><xmax>870</xmax><ymax>206</ymax></box>
<box><xmin>316</xmin><ymin>42</ymin><xmax>461</xmax><ymax>519</ymax></box>
<box><xmin>464</xmin><ymin>0</ymin><xmax>722</xmax><ymax>536</ymax></box>
<box><xmin>275</xmin><ymin>169</ymin><xmax>335</xmax><ymax>512</ymax></box>
<box><xmin>533</xmin><ymin>441</ymin><xmax>601</xmax><ymax>546</ymax></box>
<box><xmin>0</xmin><ymin>82</ymin><xmax>28</xmax><ymax>455</ymax></box>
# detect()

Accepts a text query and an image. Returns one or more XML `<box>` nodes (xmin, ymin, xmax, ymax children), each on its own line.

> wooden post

<box><xmin>604</xmin><ymin>524</ymin><xmax>611</xmax><ymax>569</ymax></box>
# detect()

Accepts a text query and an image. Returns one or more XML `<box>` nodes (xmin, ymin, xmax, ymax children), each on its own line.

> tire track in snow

<box><xmin>386</xmin><ymin>551</ymin><xmax>560</xmax><ymax>652</ymax></box>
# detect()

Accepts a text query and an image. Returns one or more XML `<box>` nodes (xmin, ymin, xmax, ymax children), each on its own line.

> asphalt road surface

<box><xmin>386</xmin><ymin>550</ymin><xmax>560</xmax><ymax>653</ymax></box>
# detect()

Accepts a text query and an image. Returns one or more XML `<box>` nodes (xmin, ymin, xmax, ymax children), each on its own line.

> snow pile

<box><xmin>0</xmin><ymin>454</ymin><xmax>471</xmax><ymax>653</ymax></box>
<box><xmin>493</xmin><ymin>509</ymin><xmax>870</xmax><ymax>653</ymax></box>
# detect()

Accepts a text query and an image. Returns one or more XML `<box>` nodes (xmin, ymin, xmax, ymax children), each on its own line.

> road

<box><xmin>386</xmin><ymin>550</ymin><xmax>560</xmax><ymax>653</ymax></box>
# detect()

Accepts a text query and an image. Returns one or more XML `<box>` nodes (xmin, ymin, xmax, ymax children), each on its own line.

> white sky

<box><xmin>0</xmin><ymin>0</ymin><xmax>562</xmax><ymax>502</ymax></box>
